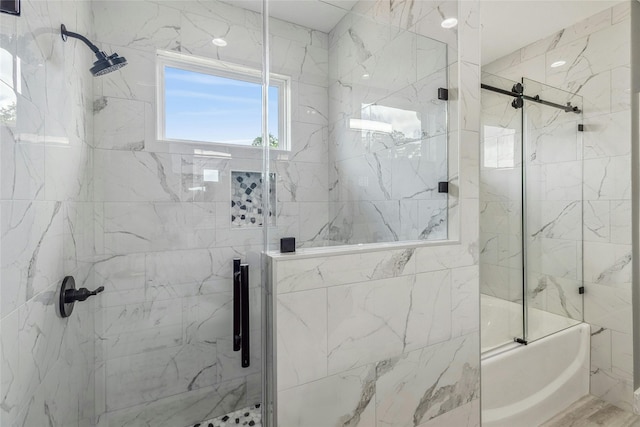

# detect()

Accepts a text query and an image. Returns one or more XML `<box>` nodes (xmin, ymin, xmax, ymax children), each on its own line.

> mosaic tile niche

<box><xmin>231</xmin><ymin>171</ymin><xmax>276</xmax><ymax>228</ymax></box>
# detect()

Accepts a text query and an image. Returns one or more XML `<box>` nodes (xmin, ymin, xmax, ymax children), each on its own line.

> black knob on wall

<box><xmin>58</xmin><ymin>276</ymin><xmax>104</xmax><ymax>318</ymax></box>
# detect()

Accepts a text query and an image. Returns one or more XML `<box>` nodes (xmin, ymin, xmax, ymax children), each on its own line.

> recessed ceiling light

<box><xmin>212</xmin><ymin>38</ymin><xmax>227</xmax><ymax>47</ymax></box>
<box><xmin>550</xmin><ymin>60</ymin><xmax>566</xmax><ymax>68</ymax></box>
<box><xmin>441</xmin><ymin>18</ymin><xmax>458</xmax><ymax>29</ymax></box>
<box><xmin>362</xmin><ymin>73</ymin><xmax>370</xmax><ymax>79</ymax></box>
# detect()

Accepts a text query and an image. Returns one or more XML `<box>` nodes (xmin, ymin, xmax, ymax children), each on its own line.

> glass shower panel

<box><xmin>264</xmin><ymin>2</ymin><xmax>450</xmax><ymax>250</ymax></box>
<box><xmin>92</xmin><ymin>2</ymin><xmax>265</xmax><ymax>427</ymax></box>
<box><xmin>480</xmin><ymin>73</ymin><xmax>525</xmax><ymax>351</ymax></box>
<box><xmin>523</xmin><ymin>77</ymin><xmax>584</xmax><ymax>344</ymax></box>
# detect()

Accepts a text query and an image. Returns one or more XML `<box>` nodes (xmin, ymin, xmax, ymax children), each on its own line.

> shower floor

<box><xmin>190</xmin><ymin>404</ymin><xmax>262</xmax><ymax>427</ymax></box>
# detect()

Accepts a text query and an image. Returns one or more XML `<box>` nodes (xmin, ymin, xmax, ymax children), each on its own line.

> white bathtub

<box><xmin>481</xmin><ymin>295</ymin><xmax>590</xmax><ymax>427</ymax></box>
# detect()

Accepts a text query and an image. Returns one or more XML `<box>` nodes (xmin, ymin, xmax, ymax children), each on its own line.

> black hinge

<box><xmin>438</xmin><ymin>181</ymin><xmax>449</xmax><ymax>193</ymax></box>
<box><xmin>578</xmin><ymin>124</ymin><xmax>584</xmax><ymax>132</ymax></box>
<box><xmin>579</xmin><ymin>286</ymin><xmax>585</xmax><ymax>294</ymax></box>
<box><xmin>438</xmin><ymin>88</ymin><xmax>449</xmax><ymax>101</ymax></box>
<box><xmin>514</xmin><ymin>337</ymin><xmax>528</xmax><ymax>345</ymax></box>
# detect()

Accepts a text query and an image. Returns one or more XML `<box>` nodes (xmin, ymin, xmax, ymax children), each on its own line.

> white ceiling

<box><xmin>480</xmin><ymin>0</ymin><xmax>619</xmax><ymax>65</ymax></box>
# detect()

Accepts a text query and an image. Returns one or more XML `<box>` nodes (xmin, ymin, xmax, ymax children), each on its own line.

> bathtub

<box><xmin>481</xmin><ymin>294</ymin><xmax>590</xmax><ymax>427</ymax></box>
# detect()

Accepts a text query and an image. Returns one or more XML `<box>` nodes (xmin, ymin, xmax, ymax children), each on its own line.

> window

<box><xmin>157</xmin><ymin>51</ymin><xmax>290</xmax><ymax>149</ymax></box>
<box><xmin>483</xmin><ymin>125</ymin><xmax>516</xmax><ymax>168</ymax></box>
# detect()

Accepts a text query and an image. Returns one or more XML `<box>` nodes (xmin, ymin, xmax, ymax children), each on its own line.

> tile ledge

<box><xmin>266</xmin><ymin>239</ymin><xmax>460</xmax><ymax>261</ymax></box>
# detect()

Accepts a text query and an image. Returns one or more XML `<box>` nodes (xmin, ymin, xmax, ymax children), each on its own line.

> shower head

<box><xmin>60</xmin><ymin>24</ymin><xmax>127</xmax><ymax>76</ymax></box>
<box><xmin>90</xmin><ymin>52</ymin><xmax>127</xmax><ymax>76</ymax></box>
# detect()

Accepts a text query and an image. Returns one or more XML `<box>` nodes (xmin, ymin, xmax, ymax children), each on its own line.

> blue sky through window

<box><xmin>165</xmin><ymin>67</ymin><xmax>279</xmax><ymax>146</ymax></box>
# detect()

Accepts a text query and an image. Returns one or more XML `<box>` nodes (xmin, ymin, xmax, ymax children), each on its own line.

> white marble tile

<box><xmin>583</xmin><ymin>241</ymin><xmax>631</xmax><ymax>285</ymax></box>
<box><xmin>583</xmin><ymin>200</ymin><xmax>610</xmax><ymax>242</ymax></box>
<box><xmin>275</xmin><ymin>160</ymin><xmax>329</xmax><ymax>203</ymax></box>
<box><xmin>101</xmin><ymin>376</ymin><xmax>250</xmax><ymax>427</ymax></box>
<box><xmin>179</xmin><ymin>8</ymin><xmax>262</xmax><ymax>69</ymax></box>
<box><xmin>527</xmin><ymin>238</ymin><xmax>579</xmax><ymax>280</ymax></box>
<box><xmin>105</xmin><ymin>343</ymin><xmax>217</xmax><ymax>411</ymax></box>
<box><xmin>591</xmin><ymin>367</ymin><xmax>633</xmax><ymax>412</ymax></box>
<box><xmin>611</xmin><ymin>330</ymin><xmax>633</xmax><ymax>378</ymax></box>
<box><xmin>584</xmin><ymin>283</ymin><xmax>632</xmax><ymax>334</ymax></box>
<box><xmin>277</xmin><ymin>364</ymin><xmax>376</xmax><ymax>427</ymax></box>
<box><xmin>417</xmin><ymin>398</ymin><xmax>480</xmax><ymax>427</ymax></box>
<box><xmin>92</xmin><ymin>0</ymin><xmax>181</xmax><ymax>51</ymax></box>
<box><xmin>544</xmin><ymin>160</ymin><xmax>582</xmax><ymax>201</ymax></box>
<box><xmin>275</xmin><ymin>247</ymin><xmax>416</xmax><ymax>293</ymax></box>
<box><xmin>583</xmin><ymin>110</ymin><xmax>631</xmax><ymax>159</ymax></box>
<box><xmin>590</xmin><ymin>325</ymin><xmax>612</xmax><ymax>371</ymax></box>
<box><xmin>375</xmin><ymin>333</ymin><xmax>479</xmax><ymax>426</ymax></box>
<box><xmin>611</xmin><ymin>2</ymin><xmax>631</xmax><ymax>24</ymax></box>
<box><xmin>93</xmin><ymin>97</ymin><xmax>147</xmax><ymax>150</ymax></box>
<box><xmin>277</xmin><ymin>288</ymin><xmax>327</xmax><ymax>390</ymax></box>
<box><xmin>555</xmin><ymin>8</ymin><xmax>612</xmax><ymax>50</ymax></box>
<box><xmin>452</xmin><ymin>266</ymin><xmax>480</xmax><ymax>337</ymax></box>
<box><xmin>0</xmin><ymin>125</ymin><xmax>45</xmax><ymax>201</ymax></box>
<box><xmin>95</xmin><ymin>45</ymin><xmax>157</xmax><ymax>103</ymax></box>
<box><xmin>296</xmin><ymin>82</ymin><xmax>330</xmax><ymax>126</ymax></box>
<box><xmin>546</xmin><ymin>21</ymin><xmax>630</xmax><ymax>88</ymax></box>
<box><xmin>94</xmin><ymin>149</ymin><xmax>182</xmax><ymax>202</ymax></box>
<box><xmin>583</xmin><ymin>156</ymin><xmax>631</xmax><ymax>201</ymax></box>
<box><xmin>610</xmin><ymin>200</ymin><xmax>631</xmax><ymax>245</ymax></box>
<box><xmin>102</xmin><ymin>202</ymin><xmax>215</xmax><ymax>253</ymax></box>
<box><xmin>611</xmin><ymin>66</ymin><xmax>631</xmax><ymax>113</ymax></box>
<box><xmin>327</xmin><ymin>270</ymin><xmax>451</xmax><ymax>374</ymax></box>
<box><xmin>1</xmin><ymin>201</ymin><xmax>64</xmax><ymax>316</ymax></box>
<box><xmin>289</xmin><ymin>122</ymin><xmax>329</xmax><ymax>163</ymax></box>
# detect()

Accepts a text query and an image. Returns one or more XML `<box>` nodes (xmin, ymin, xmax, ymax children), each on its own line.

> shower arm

<box><xmin>60</xmin><ymin>24</ymin><xmax>101</xmax><ymax>55</ymax></box>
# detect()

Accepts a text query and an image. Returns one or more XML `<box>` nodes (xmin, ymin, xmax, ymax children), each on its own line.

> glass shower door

<box><xmin>479</xmin><ymin>72</ymin><xmax>525</xmax><ymax>351</ymax></box>
<box><xmin>523</xmin><ymin>77</ymin><xmax>584</xmax><ymax>343</ymax></box>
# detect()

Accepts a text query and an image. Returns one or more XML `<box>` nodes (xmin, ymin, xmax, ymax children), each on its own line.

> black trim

<box><xmin>481</xmin><ymin>83</ymin><xmax>582</xmax><ymax>114</ymax></box>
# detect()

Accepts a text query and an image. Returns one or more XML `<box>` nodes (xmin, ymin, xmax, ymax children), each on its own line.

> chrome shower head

<box><xmin>61</xmin><ymin>24</ymin><xmax>128</xmax><ymax>77</ymax></box>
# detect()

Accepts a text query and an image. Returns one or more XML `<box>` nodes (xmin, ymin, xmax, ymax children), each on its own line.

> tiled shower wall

<box><xmin>270</xmin><ymin>0</ymin><xmax>481</xmax><ymax>425</ymax></box>
<box><xmin>325</xmin><ymin>5</ymin><xmax>450</xmax><ymax>244</ymax></box>
<box><xmin>90</xmin><ymin>1</ymin><xmax>330</xmax><ymax>426</ymax></box>
<box><xmin>0</xmin><ymin>0</ymin><xmax>96</xmax><ymax>425</ymax></box>
<box><xmin>482</xmin><ymin>2</ymin><xmax>633</xmax><ymax>410</ymax></box>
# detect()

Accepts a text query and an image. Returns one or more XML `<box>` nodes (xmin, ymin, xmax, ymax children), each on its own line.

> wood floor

<box><xmin>541</xmin><ymin>395</ymin><xmax>640</xmax><ymax>427</ymax></box>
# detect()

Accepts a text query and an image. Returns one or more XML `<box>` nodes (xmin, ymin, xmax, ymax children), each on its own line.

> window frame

<box><xmin>156</xmin><ymin>50</ymin><xmax>291</xmax><ymax>151</ymax></box>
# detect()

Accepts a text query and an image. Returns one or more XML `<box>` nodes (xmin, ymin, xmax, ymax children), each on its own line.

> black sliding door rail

<box><xmin>481</xmin><ymin>83</ymin><xmax>582</xmax><ymax>114</ymax></box>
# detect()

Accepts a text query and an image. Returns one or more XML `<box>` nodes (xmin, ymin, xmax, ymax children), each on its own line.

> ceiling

<box><xmin>480</xmin><ymin>0</ymin><xmax>620</xmax><ymax>65</ymax></box>
<box><xmin>227</xmin><ymin>0</ymin><xmax>619</xmax><ymax>64</ymax></box>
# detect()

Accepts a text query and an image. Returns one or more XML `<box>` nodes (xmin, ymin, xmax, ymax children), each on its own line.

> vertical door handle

<box><xmin>240</xmin><ymin>264</ymin><xmax>250</xmax><ymax>368</ymax></box>
<box><xmin>233</xmin><ymin>259</ymin><xmax>242</xmax><ymax>352</ymax></box>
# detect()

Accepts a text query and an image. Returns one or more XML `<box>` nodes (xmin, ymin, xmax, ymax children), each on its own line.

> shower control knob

<box><xmin>64</xmin><ymin>286</ymin><xmax>105</xmax><ymax>303</ymax></box>
<box><xmin>58</xmin><ymin>276</ymin><xmax>105</xmax><ymax>318</ymax></box>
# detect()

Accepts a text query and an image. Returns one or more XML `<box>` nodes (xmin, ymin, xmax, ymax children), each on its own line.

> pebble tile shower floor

<box><xmin>190</xmin><ymin>404</ymin><xmax>261</xmax><ymax>427</ymax></box>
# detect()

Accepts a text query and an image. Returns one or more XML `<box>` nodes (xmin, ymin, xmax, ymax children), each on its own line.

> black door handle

<box><xmin>232</xmin><ymin>259</ymin><xmax>250</xmax><ymax>368</ymax></box>
<box><xmin>233</xmin><ymin>259</ymin><xmax>242</xmax><ymax>351</ymax></box>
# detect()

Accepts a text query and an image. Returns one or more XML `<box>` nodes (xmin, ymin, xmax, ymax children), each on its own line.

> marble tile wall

<box><xmin>0</xmin><ymin>0</ymin><xmax>97</xmax><ymax>425</ymax></box>
<box><xmin>325</xmin><ymin>1</ymin><xmax>451</xmax><ymax>244</ymax></box>
<box><xmin>269</xmin><ymin>0</ymin><xmax>481</xmax><ymax>425</ymax></box>
<box><xmin>482</xmin><ymin>2</ymin><xmax>633</xmax><ymax>410</ymax></box>
<box><xmin>90</xmin><ymin>1</ymin><xmax>330</xmax><ymax>426</ymax></box>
